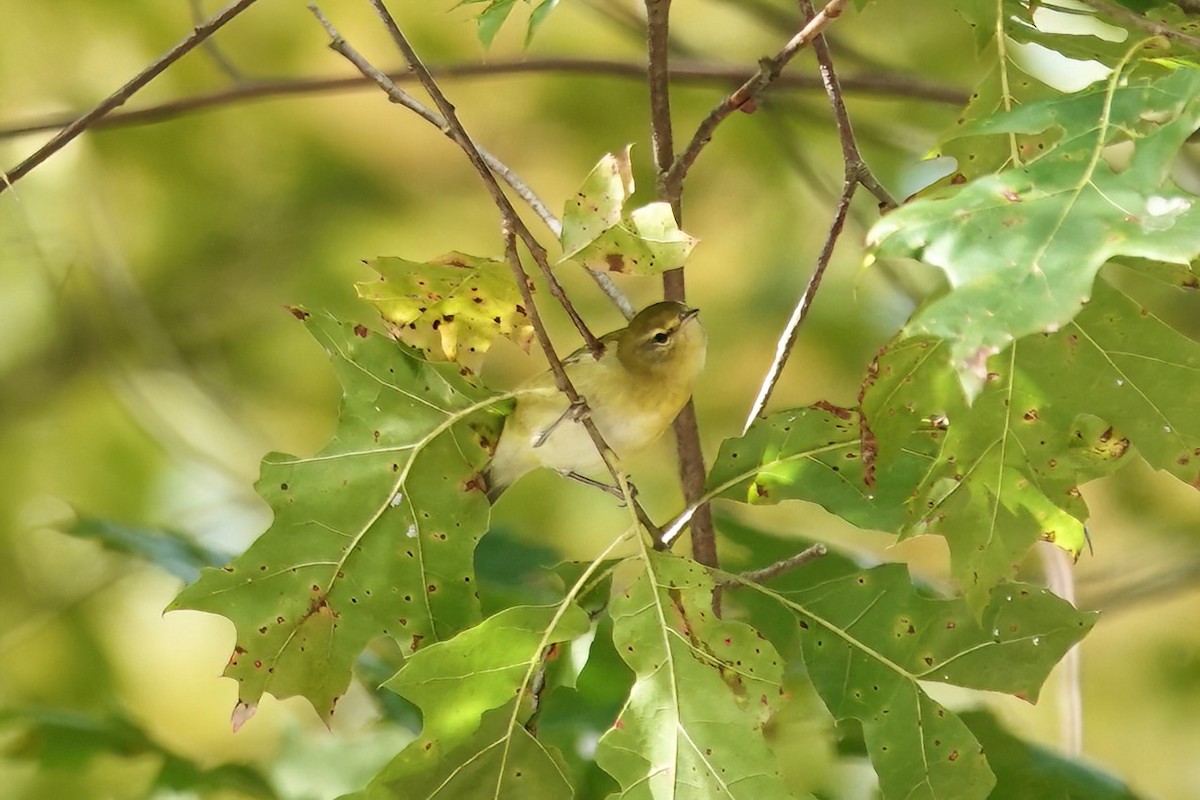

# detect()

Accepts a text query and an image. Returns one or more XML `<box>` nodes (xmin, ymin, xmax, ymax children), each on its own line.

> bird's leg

<box><xmin>561</xmin><ymin>470</ymin><xmax>628</xmax><ymax>499</ymax></box>
<box><xmin>532</xmin><ymin>396</ymin><xmax>590</xmax><ymax>449</ymax></box>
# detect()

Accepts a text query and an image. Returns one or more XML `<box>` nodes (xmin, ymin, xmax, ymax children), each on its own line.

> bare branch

<box><xmin>0</xmin><ymin>0</ymin><xmax>262</xmax><ymax>195</ymax></box>
<box><xmin>667</xmin><ymin>0</ymin><xmax>853</xmax><ymax>195</ymax></box>
<box><xmin>644</xmin><ymin>0</ymin><xmax>720</xmax><ymax>580</ymax></box>
<box><xmin>742</xmin><ymin>0</ymin><xmax>895</xmax><ymax>428</ymax></box>
<box><xmin>307</xmin><ymin>7</ymin><xmax>632</xmax><ymax>317</ymax></box>
<box><xmin>718</xmin><ymin>543</ymin><xmax>827</xmax><ymax>587</ymax></box>
<box><xmin>1041</xmin><ymin>544</ymin><xmax>1083</xmax><ymax>756</ymax></box>
<box><xmin>742</xmin><ymin>177</ymin><xmax>856</xmax><ymax>431</ymax></box>
<box><xmin>0</xmin><ymin>64</ymin><xmax>965</xmax><ymax>142</ymax></box>
<box><xmin>188</xmin><ymin>0</ymin><xmax>246</xmax><ymax>81</ymax></box>
<box><xmin>357</xmin><ymin>0</ymin><xmax>606</xmax><ymax>356</ymax></box>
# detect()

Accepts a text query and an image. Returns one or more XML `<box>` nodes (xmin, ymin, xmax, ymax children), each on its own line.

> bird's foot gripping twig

<box><xmin>532</xmin><ymin>397</ymin><xmax>590</xmax><ymax>448</ymax></box>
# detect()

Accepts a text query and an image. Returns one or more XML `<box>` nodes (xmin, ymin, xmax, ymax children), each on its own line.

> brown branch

<box><xmin>306</xmin><ymin>8</ymin><xmax>632</xmax><ymax>317</ymax></box>
<box><xmin>742</xmin><ymin>0</ymin><xmax>895</xmax><ymax>427</ymax></box>
<box><xmin>0</xmin><ymin>64</ymin><xmax>965</xmax><ymax>142</ymax></box>
<box><xmin>0</xmin><ymin>0</ymin><xmax>262</xmax><ymax>195</ymax></box>
<box><xmin>742</xmin><ymin>175</ymin><xmax>856</xmax><ymax>429</ymax></box>
<box><xmin>718</xmin><ymin>543</ymin><xmax>827</xmax><ymax>587</ymax></box>
<box><xmin>666</xmin><ymin>0</ymin><xmax>853</xmax><ymax>196</ymax></box>
<box><xmin>644</xmin><ymin>0</ymin><xmax>720</xmax><ymax>580</ymax></box>
<box><xmin>1076</xmin><ymin>0</ymin><xmax>1200</xmax><ymax>50</ymax></box>
<box><xmin>189</xmin><ymin>0</ymin><xmax>246</xmax><ymax>81</ymax></box>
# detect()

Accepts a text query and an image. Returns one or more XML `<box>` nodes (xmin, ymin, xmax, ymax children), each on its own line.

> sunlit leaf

<box><xmin>357</xmin><ymin>252</ymin><xmax>533</xmax><ymax>367</ymax></box>
<box><xmin>870</xmin><ymin>68</ymin><xmax>1200</xmax><ymax>393</ymax></box>
<box><xmin>560</xmin><ymin>147</ymin><xmax>697</xmax><ymax>275</ymax></box>
<box><xmin>596</xmin><ymin>552</ymin><xmax>800</xmax><ymax>799</ymax></box>
<box><xmin>741</xmin><ymin>564</ymin><xmax>1096</xmax><ymax>800</ymax></box>
<box><xmin>863</xmin><ymin>279</ymin><xmax>1200</xmax><ymax>607</ymax></box>
<box><xmin>169</xmin><ymin>312</ymin><xmax>507</xmax><ymax>720</ymax></box>
<box><xmin>706</xmin><ymin>404</ymin><xmax>936</xmax><ymax>533</ymax></box>
<box><xmin>354</xmin><ymin>604</ymin><xmax>589</xmax><ymax>798</ymax></box>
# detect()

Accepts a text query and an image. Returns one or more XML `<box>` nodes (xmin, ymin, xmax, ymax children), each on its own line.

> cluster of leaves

<box><xmin>159</xmin><ymin>3</ymin><xmax>1200</xmax><ymax>799</ymax></box>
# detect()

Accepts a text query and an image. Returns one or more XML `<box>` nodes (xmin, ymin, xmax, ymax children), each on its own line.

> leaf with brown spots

<box><xmin>559</xmin><ymin>147</ymin><xmax>697</xmax><ymax>276</ymax></box>
<box><xmin>169</xmin><ymin>313</ymin><xmax>509</xmax><ymax>722</ymax></box>
<box><xmin>740</xmin><ymin>564</ymin><xmax>1095</xmax><ymax>800</ymax></box>
<box><xmin>869</xmin><ymin>69</ymin><xmax>1200</xmax><ymax>395</ymax></box>
<box><xmin>596</xmin><ymin>552</ymin><xmax>796</xmax><ymax>799</ymax></box>
<box><xmin>357</xmin><ymin>252</ymin><xmax>534</xmax><ymax>366</ymax></box>
<box><xmin>862</xmin><ymin>279</ymin><xmax>1200</xmax><ymax>611</ymax></box>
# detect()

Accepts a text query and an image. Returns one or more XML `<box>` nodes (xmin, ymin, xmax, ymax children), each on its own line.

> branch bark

<box><xmin>742</xmin><ymin>0</ymin><xmax>895</xmax><ymax>428</ymax></box>
<box><xmin>0</xmin><ymin>63</ymin><xmax>965</xmax><ymax>142</ymax></box>
<box><xmin>667</xmin><ymin>0</ymin><xmax>852</xmax><ymax>196</ymax></box>
<box><xmin>0</xmin><ymin>0</ymin><xmax>262</xmax><ymax>194</ymax></box>
<box><xmin>644</xmin><ymin>0</ymin><xmax>720</xmax><ymax>577</ymax></box>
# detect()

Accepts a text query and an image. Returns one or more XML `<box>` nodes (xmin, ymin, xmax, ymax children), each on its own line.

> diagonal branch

<box><xmin>666</xmin><ymin>0</ymin><xmax>852</xmax><ymax>196</ymax></box>
<box><xmin>307</xmin><ymin>7</ymin><xmax>632</xmax><ymax>319</ymax></box>
<box><xmin>717</xmin><ymin>543</ymin><xmax>827</xmax><ymax>587</ymax></box>
<box><xmin>0</xmin><ymin>0</ymin><xmax>262</xmax><ymax>195</ymax></box>
<box><xmin>742</xmin><ymin>0</ymin><xmax>895</xmax><ymax>428</ymax></box>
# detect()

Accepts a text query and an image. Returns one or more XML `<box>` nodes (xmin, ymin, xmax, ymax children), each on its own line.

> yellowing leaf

<box><xmin>560</xmin><ymin>147</ymin><xmax>697</xmax><ymax>275</ymax></box>
<box><xmin>357</xmin><ymin>252</ymin><xmax>534</xmax><ymax>365</ymax></box>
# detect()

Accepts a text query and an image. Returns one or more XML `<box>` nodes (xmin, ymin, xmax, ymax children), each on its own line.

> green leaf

<box><xmin>474</xmin><ymin>0</ymin><xmax>518</xmax><ymax>48</ymax></box>
<box><xmin>870</xmin><ymin>68</ymin><xmax>1200</xmax><ymax>392</ymax></box>
<box><xmin>60</xmin><ymin>516</ymin><xmax>229</xmax><ymax>583</ymax></box>
<box><xmin>355</xmin><ymin>604</ymin><xmax>589</xmax><ymax>799</ymax></box>
<box><xmin>596</xmin><ymin>552</ymin><xmax>801</xmax><ymax>799</ymax></box>
<box><xmin>959</xmin><ymin>710</ymin><xmax>1143</xmax><ymax>799</ymax></box>
<box><xmin>863</xmin><ymin>279</ymin><xmax>1200</xmax><ymax>607</ymax></box>
<box><xmin>706</xmin><ymin>404</ymin><xmax>938</xmax><ymax>534</ymax></box>
<box><xmin>526</xmin><ymin>0</ymin><xmax>560</xmax><ymax>45</ymax></box>
<box><xmin>560</xmin><ymin>147</ymin><xmax>697</xmax><ymax>275</ymax></box>
<box><xmin>356</xmin><ymin>252</ymin><xmax>533</xmax><ymax>367</ymax></box>
<box><xmin>169</xmin><ymin>312</ymin><xmax>506</xmax><ymax>721</ymax></box>
<box><xmin>740</xmin><ymin>565</ymin><xmax>1096</xmax><ymax>800</ymax></box>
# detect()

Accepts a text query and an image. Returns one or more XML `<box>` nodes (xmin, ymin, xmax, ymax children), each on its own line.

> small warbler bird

<box><xmin>486</xmin><ymin>301</ymin><xmax>706</xmax><ymax>500</ymax></box>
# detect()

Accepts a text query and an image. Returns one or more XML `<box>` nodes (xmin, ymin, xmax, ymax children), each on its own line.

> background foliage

<box><xmin>3</xmin><ymin>0</ymin><xmax>1200</xmax><ymax>798</ymax></box>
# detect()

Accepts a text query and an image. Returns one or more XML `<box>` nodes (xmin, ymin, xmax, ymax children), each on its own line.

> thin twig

<box><xmin>0</xmin><ymin>65</ymin><xmax>965</xmax><ymax>142</ymax></box>
<box><xmin>0</xmin><ymin>0</ymin><xmax>262</xmax><ymax>195</ymax></box>
<box><xmin>742</xmin><ymin>179</ymin><xmax>856</xmax><ymax>430</ymax></box>
<box><xmin>1076</xmin><ymin>0</ymin><xmax>1200</xmax><ymax>50</ymax></box>
<box><xmin>306</xmin><ymin>7</ymin><xmax>631</xmax><ymax>317</ymax></box>
<box><xmin>358</xmin><ymin>0</ymin><xmax>606</xmax><ymax>357</ymax></box>
<box><xmin>188</xmin><ymin>0</ymin><xmax>246</xmax><ymax>81</ymax></box>
<box><xmin>741</xmin><ymin>0</ymin><xmax>895</xmax><ymax>428</ymax></box>
<box><xmin>718</xmin><ymin>543</ymin><xmax>827</xmax><ymax>587</ymax></box>
<box><xmin>666</xmin><ymin>0</ymin><xmax>853</xmax><ymax>196</ymax></box>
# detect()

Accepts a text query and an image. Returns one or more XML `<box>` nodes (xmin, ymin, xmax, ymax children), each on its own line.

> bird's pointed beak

<box><xmin>682</xmin><ymin>307</ymin><xmax>700</xmax><ymax>323</ymax></box>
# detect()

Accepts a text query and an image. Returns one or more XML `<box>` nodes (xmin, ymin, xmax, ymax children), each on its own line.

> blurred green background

<box><xmin>2</xmin><ymin>0</ymin><xmax>1199</xmax><ymax>798</ymax></box>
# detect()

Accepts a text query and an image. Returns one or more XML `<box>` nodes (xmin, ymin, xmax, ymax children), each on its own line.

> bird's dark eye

<box><xmin>653</xmin><ymin>331</ymin><xmax>670</xmax><ymax>344</ymax></box>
